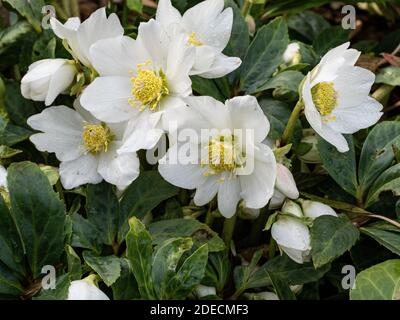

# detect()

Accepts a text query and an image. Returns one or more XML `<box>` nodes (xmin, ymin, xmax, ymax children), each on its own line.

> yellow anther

<box><xmin>188</xmin><ymin>32</ymin><xmax>203</xmax><ymax>46</ymax></box>
<box><xmin>82</xmin><ymin>123</ymin><xmax>112</xmax><ymax>154</ymax></box>
<box><xmin>311</xmin><ymin>82</ymin><xmax>337</xmax><ymax>117</ymax></box>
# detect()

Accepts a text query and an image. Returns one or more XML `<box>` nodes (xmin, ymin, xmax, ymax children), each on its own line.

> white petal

<box><xmin>98</xmin><ymin>142</ymin><xmax>140</xmax><ymax>188</ymax></box>
<box><xmin>226</xmin><ymin>95</ymin><xmax>270</xmax><ymax>144</ymax></box>
<box><xmin>268</xmin><ymin>189</ymin><xmax>286</xmax><ymax>210</ymax></box>
<box><xmin>275</xmin><ymin>164</ymin><xmax>299</xmax><ymax>199</ymax></box>
<box><xmin>194</xmin><ymin>174</ymin><xmax>220</xmax><ymax>206</ymax></box>
<box><xmin>301</xmin><ymin>200</ymin><xmax>337</xmax><ymax>220</ymax></box>
<box><xmin>0</xmin><ymin>165</ymin><xmax>7</xmax><ymax>189</ymax></box>
<box><xmin>217</xmin><ymin>173</ymin><xmax>241</xmax><ymax>218</ymax></box>
<box><xmin>279</xmin><ymin>245</ymin><xmax>310</xmax><ymax>264</ymax></box>
<box><xmin>239</xmin><ymin>144</ymin><xmax>276</xmax><ymax>209</ymax></box>
<box><xmin>46</xmin><ymin>63</ymin><xmax>77</xmax><ymax>106</ymax></box>
<box><xmin>67</xmin><ymin>280</ymin><xmax>109</xmax><ymax>300</ymax></box>
<box><xmin>190</xmin><ymin>46</ymin><xmax>217</xmax><ymax>76</ymax></box>
<box><xmin>27</xmin><ymin>106</ymin><xmax>84</xmax><ymax>161</ymax></box>
<box><xmin>271</xmin><ymin>216</ymin><xmax>311</xmax><ymax>251</ymax></box>
<box><xmin>195</xmin><ymin>53</ymin><xmax>241</xmax><ymax>78</ymax></box>
<box><xmin>59</xmin><ymin>154</ymin><xmax>102</xmax><ymax>189</ymax></box>
<box><xmin>156</xmin><ymin>0</ymin><xmax>182</xmax><ymax>27</ymax></box>
<box><xmin>158</xmin><ymin>143</ymin><xmax>207</xmax><ymax>189</ymax></box>
<box><xmin>89</xmin><ymin>36</ymin><xmax>139</xmax><ymax>76</ymax></box>
<box><xmin>80</xmin><ymin>76</ymin><xmax>138</xmax><ymax>123</ymax></box>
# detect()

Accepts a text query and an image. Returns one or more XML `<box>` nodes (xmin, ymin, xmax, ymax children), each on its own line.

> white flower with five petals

<box><xmin>155</xmin><ymin>0</ymin><xmax>241</xmax><ymax>78</ymax></box>
<box><xmin>27</xmin><ymin>100</ymin><xmax>139</xmax><ymax>190</ymax></box>
<box><xmin>302</xmin><ymin>42</ymin><xmax>383</xmax><ymax>152</ymax></box>
<box><xmin>158</xmin><ymin>95</ymin><xmax>277</xmax><ymax>218</ymax></box>
<box><xmin>80</xmin><ymin>19</ymin><xmax>195</xmax><ymax>153</ymax></box>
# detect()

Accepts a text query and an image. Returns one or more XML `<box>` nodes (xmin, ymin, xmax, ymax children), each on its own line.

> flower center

<box><xmin>311</xmin><ymin>82</ymin><xmax>337</xmax><ymax>117</ymax></box>
<box><xmin>188</xmin><ymin>32</ymin><xmax>203</xmax><ymax>46</ymax></box>
<box><xmin>129</xmin><ymin>61</ymin><xmax>169</xmax><ymax>112</ymax></box>
<box><xmin>82</xmin><ymin>123</ymin><xmax>112</xmax><ymax>154</ymax></box>
<box><xmin>203</xmin><ymin>135</ymin><xmax>246</xmax><ymax>175</ymax></box>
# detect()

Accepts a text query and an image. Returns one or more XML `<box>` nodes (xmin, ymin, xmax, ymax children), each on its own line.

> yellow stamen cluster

<box><xmin>82</xmin><ymin>123</ymin><xmax>112</xmax><ymax>154</ymax></box>
<box><xmin>203</xmin><ymin>135</ymin><xmax>245</xmax><ymax>176</ymax></box>
<box><xmin>129</xmin><ymin>61</ymin><xmax>169</xmax><ymax>112</ymax></box>
<box><xmin>311</xmin><ymin>82</ymin><xmax>337</xmax><ymax>119</ymax></box>
<box><xmin>188</xmin><ymin>32</ymin><xmax>203</xmax><ymax>46</ymax></box>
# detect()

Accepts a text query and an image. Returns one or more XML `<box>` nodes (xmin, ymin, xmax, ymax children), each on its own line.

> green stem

<box><xmin>372</xmin><ymin>84</ymin><xmax>394</xmax><ymax>106</ymax></box>
<box><xmin>241</xmin><ymin>0</ymin><xmax>252</xmax><ymax>17</ymax></box>
<box><xmin>268</xmin><ymin>237</ymin><xmax>276</xmax><ymax>260</ymax></box>
<box><xmin>55</xmin><ymin>180</ymin><xmax>65</xmax><ymax>202</ymax></box>
<box><xmin>281</xmin><ymin>100</ymin><xmax>304</xmax><ymax>145</ymax></box>
<box><xmin>122</xmin><ymin>0</ymin><xmax>129</xmax><ymax>27</ymax></box>
<box><xmin>205</xmin><ymin>209</ymin><xmax>214</xmax><ymax>227</ymax></box>
<box><xmin>70</xmin><ymin>0</ymin><xmax>80</xmax><ymax>18</ymax></box>
<box><xmin>62</xmin><ymin>0</ymin><xmax>72</xmax><ymax>17</ymax></box>
<box><xmin>222</xmin><ymin>215</ymin><xmax>237</xmax><ymax>246</ymax></box>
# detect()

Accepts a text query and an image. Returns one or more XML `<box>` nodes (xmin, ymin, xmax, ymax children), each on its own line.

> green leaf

<box><xmin>266</xmin><ymin>271</ymin><xmax>296</xmax><ymax>300</ymax></box>
<box><xmin>31</xmin><ymin>30</ymin><xmax>56</xmax><ymax>63</ymax></box>
<box><xmin>0</xmin><ymin>123</ymin><xmax>32</xmax><ymax>146</ymax></box>
<box><xmin>202</xmin><ymin>251</ymin><xmax>231</xmax><ymax>293</ymax></box>
<box><xmin>0</xmin><ymin>145</ymin><xmax>22</xmax><ymax>159</ymax></box>
<box><xmin>366</xmin><ymin>163</ymin><xmax>400</xmax><ymax>207</ymax></box>
<box><xmin>3</xmin><ymin>0</ymin><xmax>44</xmax><ymax>32</ymax></box>
<box><xmin>191</xmin><ymin>76</ymin><xmax>226</xmax><ymax>102</ymax></box>
<box><xmin>233</xmin><ymin>249</ymin><xmax>264</xmax><ymax>293</ymax></box>
<box><xmin>359</xmin><ymin>121</ymin><xmax>400</xmax><ymax>196</ymax></box>
<box><xmin>259</xmin><ymin>99</ymin><xmax>301</xmax><ymax>142</ymax></box>
<box><xmin>126</xmin><ymin>0</ymin><xmax>143</xmax><ymax>13</ymax></box>
<box><xmin>350</xmin><ymin>259</ymin><xmax>400</xmax><ymax>300</ymax></box>
<box><xmin>318</xmin><ymin>135</ymin><xmax>358</xmax><ymax>197</ymax></box>
<box><xmin>34</xmin><ymin>274</ymin><xmax>71</xmax><ymax>300</ymax></box>
<box><xmin>111</xmin><ymin>258</ymin><xmax>139</xmax><ymax>300</ymax></box>
<box><xmin>240</xmin><ymin>17</ymin><xmax>289</xmax><ymax>93</ymax></box>
<box><xmin>126</xmin><ymin>217</ymin><xmax>155</xmax><ymax>299</ymax></box>
<box><xmin>252</xmin><ymin>70</ymin><xmax>304</xmax><ymax>96</ymax></box>
<box><xmin>86</xmin><ymin>182</ymin><xmax>119</xmax><ymax>246</ymax></box>
<box><xmin>310</xmin><ymin>214</ymin><xmax>360</xmax><ymax>268</ymax></box>
<box><xmin>118</xmin><ymin>171</ymin><xmax>179</xmax><ymax>242</ymax></box>
<box><xmin>148</xmin><ymin>218</ymin><xmax>225</xmax><ymax>253</ymax></box>
<box><xmin>376</xmin><ymin>66</ymin><xmax>400</xmax><ymax>87</ymax></box>
<box><xmin>166</xmin><ymin>244</ymin><xmax>209</xmax><ymax>300</ymax></box>
<box><xmin>66</xmin><ymin>245</ymin><xmax>81</xmax><ymax>281</ymax></box>
<box><xmin>0</xmin><ymin>261</ymin><xmax>24</xmax><ymax>296</ymax></box>
<box><xmin>152</xmin><ymin>237</ymin><xmax>193</xmax><ymax>299</ymax></box>
<box><xmin>7</xmin><ymin>162</ymin><xmax>66</xmax><ymax>278</ymax></box>
<box><xmin>361</xmin><ymin>226</ymin><xmax>400</xmax><ymax>257</ymax></box>
<box><xmin>83</xmin><ymin>251</ymin><xmax>121</xmax><ymax>287</ymax></box>
<box><xmin>0</xmin><ymin>194</ymin><xmax>25</xmax><ymax>277</ymax></box>
<box><xmin>71</xmin><ymin>213</ymin><xmax>102</xmax><ymax>254</ymax></box>
<box><xmin>313</xmin><ymin>26</ymin><xmax>349</xmax><ymax>56</ymax></box>
<box><xmin>0</xmin><ymin>21</ymin><xmax>33</xmax><ymax>56</ymax></box>
<box><xmin>287</xmin><ymin>11</ymin><xmax>330</xmax><ymax>42</ymax></box>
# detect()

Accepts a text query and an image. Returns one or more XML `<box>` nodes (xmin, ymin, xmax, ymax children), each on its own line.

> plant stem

<box><xmin>372</xmin><ymin>84</ymin><xmax>394</xmax><ymax>106</ymax></box>
<box><xmin>62</xmin><ymin>0</ymin><xmax>71</xmax><ymax>17</ymax></box>
<box><xmin>52</xmin><ymin>2</ymin><xmax>69</xmax><ymax>21</ymax></box>
<box><xmin>281</xmin><ymin>100</ymin><xmax>304</xmax><ymax>145</ymax></box>
<box><xmin>222</xmin><ymin>215</ymin><xmax>237</xmax><ymax>245</ymax></box>
<box><xmin>70</xmin><ymin>0</ymin><xmax>80</xmax><ymax>18</ymax></box>
<box><xmin>205</xmin><ymin>209</ymin><xmax>214</xmax><ymax>227</ymax></box>
<box><xmin>241</xmin><ymin>0</ymin><xmax>252</xmax><ymax>17</ymax></box>
<box><xmin>55</xmin><ymin>180</ymin><xmax>65</xmax><ymax>202</ymax></box>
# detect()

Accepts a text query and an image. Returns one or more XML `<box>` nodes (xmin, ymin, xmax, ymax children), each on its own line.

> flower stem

<box><xmin>70</xmin><ymin>0</ymin><xmax>80</xmax><ymax>18</ymax></box>
<box><xmin>281</xmin><ymin>100</ymin><xmax>304</xmax><ymax>145</ymax></box>
<box><xmin>222</xmin><ymin>215</ymin><xmax>237</xmax><ymax>246</ymax></box>
<box><xmin>241</xmin><ymin>0</ymin><xmax>252</xmax><ymax>17</ymax></box>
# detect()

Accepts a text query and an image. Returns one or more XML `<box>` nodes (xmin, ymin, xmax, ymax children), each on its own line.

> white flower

<box><xmin>155</xmin><ymin>0</ymin><xmax>241</xmax><ymax>78</ymax></box>
<box><xmin>67</xmin><ymin>277</ymin><xmax>109</xmax><ymax>300</ymax></box>
<box><xmin>283</xmin><ymin>42</ymin><xmax>300</xmax><ymax>65</ymax></box>
<box><xmin>0</xmin><ymin>165</ymin><xmax>7</xmax><ymax>190</ymax></box>
<box><xmin>27</xmin><ymin>100</ymin><xmax>140</xmax><ymax>190</ymax></box>
<box><xmin>268</xmin><ymin>163</ymin><xmax>299</xmax><ymax>210</ymax></box>
<box><xmin>302</xmin><ymin>42</ymin><xmax>383</xmax><ymax>153</ymax></box>
<box><xmin>271</xmin><ymin>199</ymin><xmax>337</xmax><ymax>264</ymax></box>
<box><xmin>158</xmin><ymin>95</ymin><xmax>277</xmax><ymax>218</ymax></box>
<box><xmin>21</xmin><ymin>59</ymin><xmax>77</xmax><ymax>106</ymax></box>
<box><xmin>80</xmin><ymin>19</ymin><xmax>194</xmax><ymax>153</ymax></box>
<box><xmin>50</xmin><ymin>7</ymin><xmax>124</xmax><ymax>68</ymax></box>
<box><xmin>300</xmin><ymin>200</ymin><xmax>337</xmax><ymax>220</ymax></box>
<box><xmin>195</xmin><ymin>285</ymin><xmax>217</xmax><ymax>298</ymax></box>
<box><xmin>244</xmin><ymin>291</ymin><xmax>279</xmax><ymax>300</ymax></box>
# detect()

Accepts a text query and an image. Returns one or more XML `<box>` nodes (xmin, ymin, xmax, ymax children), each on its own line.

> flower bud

<box><xmin>21</xmin><ymin>59</ymin><xmax>77</xmax><ymax>106</ymax></box>
<box><xmin>271</xmin><ymin>216</ymin><xmax>311</xmax><ymax>264</ymax></box>
<box><xmin>195</xmin><ymin>285</ymin><xmax>217</xmax><ymax>298</ymax></box>
<box><xmin>67</xmin><ymin>275</ymin><xmax>109</xmax><ymax>300</ymax></box>
<box><xmin>283</xmin><ymin>43</ymin><xmax>301</xmax><ymax>65</ymax></box>
<box><xmin>268</xmin><ymin>189</ymin><xmax>286</xmax><ymax>210</ymax></box>
<box><xmin>300</xmin><ymin>200</ymin><xmax>337</xmax><ymax>220</ymax></box>
<box><xmin>298</xmin><ymin>130</ymin><xmax>321</xmax><ymax>164</ymax></box>
<box><xmin>282</xmin><ymin>199</ymin><xmax>303</xmax><ymax>218</ymax></box>
<box><xmin>275</xmin><ymin>164</ymin><xmax>299</xmax><ymax>200</ymax></box>
<box><xmin>245</xmin><ymin>15</ymin><xmax>256</xmax><ymax>36</ymax></box>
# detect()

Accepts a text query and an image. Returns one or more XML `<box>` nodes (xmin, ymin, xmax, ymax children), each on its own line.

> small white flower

<box><xmin>158</xmin><ymin>95</ymin><xmax>277</xmax><ymax>218</ymax></box>
<box><xmin>0</xmin><ymin>165</ymin><xmax>7</xmax><ymax>190</ymax></box>
<box><xmin>195</xmin><ymin>285</ymin><xmax>217</xmax><ymax>298</ymax></box>
<box><xmin>283</xmin><ymin>42</ymin><xmax>300</xmax><ymax>65</ymax></box>
<box><xmin>21</xmin><ymin>59</ymin><xmax>77</xmax><ymax>106</ymax></box>
<box><xmin>27</xmin><ymin>100</ymin><xmax>139</xmax><ymax>190</ymax></box>
<box><xmin>268</xmin><ymin>163</ymin><xmax>299</xmax><ymax>210</ymax></box>
<box><xmin>271</xmin><ymin>199</ymin><xmax>337</xmax><ymax>264</ymax></box>
<box><xmin>50</xmin><ymin>7</ymin><xmax>124</xmax><ymax>68</ymax></box>
<box><xmin>300</xmin><ymin>200</ymin><xmax>337</xmax><ymax>220</ymax></box>
<box><xmin>81</xmin><ymin>19</ymin><xmax>194</xmax><ymax>153</ymax></box>
<box><xmin>302</xmin><ymin>42</ymin><xmax>383</xmax><ymax>152</ymax></box>
<box><xmin>155</xmin><ymin>0</ymin><xmax>241</xmax><ymax>78</ymax></box>
<box><xmin>67</xmin><ymin>277</ymin><xmax>109</xmax><ymax>300</ymax></box>
<box><xmin>244</xmin><ymin>291</ymin><xmax>279</xmax><ymax>300</ymax></box>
